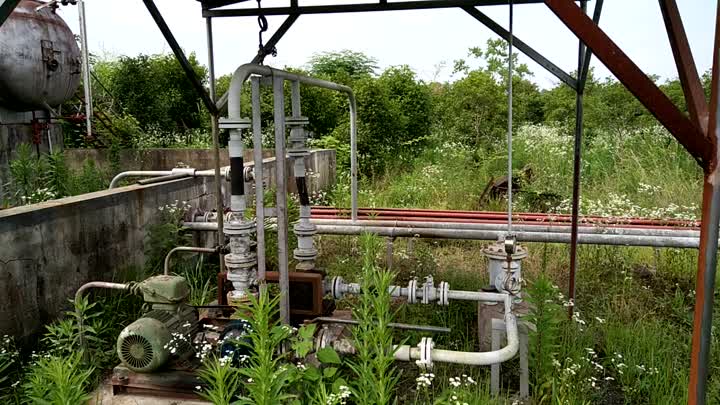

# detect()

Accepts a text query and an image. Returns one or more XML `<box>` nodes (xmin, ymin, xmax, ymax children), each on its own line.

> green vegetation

<box><xmin>3</xmin><ymin>38</ymin><xmax>716</xmax><ymax>403</ymax></box>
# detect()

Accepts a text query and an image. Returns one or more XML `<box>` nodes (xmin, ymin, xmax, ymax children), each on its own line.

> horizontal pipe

<box><xmin>313</xmin><ymin>224</ymin><xmax>702</xmax><ymax>248</ymax></box>
<box><xmin>310</xmin><ymin>214</ymin><xmax>700</xmax><ymax>231</ymax></box>
<box><xmin>312</xmin><ymin>207</ymin><xmax>699</xmax><ymax>227</ymax></box>
<box><xmin>182</xmin><ymin>220</ymin><xmax>704</xmax><ymax>247</ymax></box>
<box><xmin>136</xmin><ymin>173</ymin><xmax>190</xmax><ymax>185</ymax></box>
<box><xmin>164</xmin><ymin>246</ymin><xmax>218</xmax><ymax>275</ymax></box>
<box><xmin>310</xmin><ymin>219</ymin><xmax>702</xmax><ymax>238</ymax></box>
<box><xmin>75</xmin><ymin>281</ymin><xmax>131</xmax><ymax>304</ymax></box>
<box><xmin>109</xmin><ymin>167</ymin><xmax>232</xmax><ymax>189</ymax></box>
<box><xmin>109</xmin><ymin>171</ymin><xmax>171</xmax><ymax>189</ymax></box>
<box><xmin>313</xmin><ymin>317</ymin><xmax>451</xmax><ymax>333</ymax></box>
<box><xmin>394</xmin><ymin>291</ymin><xmax>517</xmax><ymax>366</ymax></box>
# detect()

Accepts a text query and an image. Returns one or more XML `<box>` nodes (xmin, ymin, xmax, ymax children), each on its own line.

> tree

<box><xmin>307</xmin><ymin>50</ymin><xmax>378</xmax><ymax>82</ymax></box>
<box><xmin>95</xmin><ymin>53</ymin><xmax>208</xmax><ymax>135</ymax></box>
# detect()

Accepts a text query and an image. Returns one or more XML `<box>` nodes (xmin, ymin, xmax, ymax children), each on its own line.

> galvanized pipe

<box><xmin>75</xmin><ymin>281</ymin><xmax>132</xmax><ymax>360</ymax></box>
<box><xmin>313</xmin><ymin>224</ymin><xmax>703</xmax><ymax>249</ymax></box>
<box><xmin>224</xmin><ymin>64</ymin><xmax>358</xmax><ymax>221</ymax></box>
<box><xmin>313</xmin><ymin>317</ymin><xmax>451</xmax><ymax>333</ymax></box>
<box><xmin>394</xmin><ymin>291</ymin><xmax>518</xmax><ymax>366</ymax></box>
<box><xmin>109</xmin><ymin>171</ymin><xmax>171</xmax><ymax>189</ymax></box>
<box><xmin>311</xmin><ymin>207</ymin><xmax>700</xmax><ymax>227</ymax></box>
<box><xmin>251</xmin><ymin>76</ymin><xmax>266</xmax><ymax>284</ymax></box>
<box><xmin>163</xmin><ymin>246</ymin><xmax>218</xmax><ymax>275</ymax></box>
<box><xmin>309</xmin><ymin>219</ymin><xmax>703</xmax><ymax>238</ymax></box>
<box><xmin>273</xmin><ymin>76</ymin><xmax>290</xmax><ymax>325</ymax></box>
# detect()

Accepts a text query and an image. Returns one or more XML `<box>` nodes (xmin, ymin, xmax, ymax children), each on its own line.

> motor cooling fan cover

<box><xmin>117</xmin><ymin>317</ymin><xmax>172</xmax><ymax>373</ymax></box>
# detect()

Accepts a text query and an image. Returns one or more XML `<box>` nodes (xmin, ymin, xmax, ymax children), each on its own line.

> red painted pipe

<box><xmin>311</xmin><ymin>207</ymin><xmax>700</xmax><ymax>228</ymax></box>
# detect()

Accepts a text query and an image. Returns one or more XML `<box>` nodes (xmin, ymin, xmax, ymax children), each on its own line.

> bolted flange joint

<box><xmin>416</xmin><ymin>337</ymin><xmax>434</xmax><ymax>371</ymax></box>
<box><xmin>218</xmin><ymin>117</ymin><xmax>251</xmax><ymax>130</ymax></box>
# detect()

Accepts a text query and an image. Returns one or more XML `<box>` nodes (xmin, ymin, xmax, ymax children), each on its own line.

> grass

<box><xmin>3</xmin><ymin>123</ymin><xmax>714</xmax><ymax>403</ymax></box>
<box><xmin>315</xmin><ymin>124</ymin><xmax>716</xmax><ymax>403</ymax></box>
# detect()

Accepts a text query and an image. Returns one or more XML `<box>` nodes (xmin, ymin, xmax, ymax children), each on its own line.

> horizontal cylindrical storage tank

<box><xmin>0</xmin><ymin>0</ymin><xmax>81</xmax><ymax>110</ymax></box>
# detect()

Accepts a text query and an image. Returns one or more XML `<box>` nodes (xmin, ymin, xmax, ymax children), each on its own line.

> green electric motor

<box><xmin>116</xmin><ymin>275</ymin><xmax>198</xmax><ymax>373</ymax></box>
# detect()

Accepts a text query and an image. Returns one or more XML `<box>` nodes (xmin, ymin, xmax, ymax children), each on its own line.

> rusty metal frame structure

<box><xmin>0</xmin><ymin>0</ymin><xmax>717</xmax><ymax>402</ymax></box>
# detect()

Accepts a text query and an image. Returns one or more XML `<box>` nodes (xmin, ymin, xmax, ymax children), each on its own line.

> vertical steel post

<box><xmin>689</xmin><ymin>5</ymin><xmax>720</xmax><ymax>403</ymax></box>
<box><xmin>206</xmin><ymin>17</ymin><xmax>225</xmax><ymax>273</ymax></box>
<box><xmin>273</xmin><ymin>76</ymin><xmax>290</xmax><ymax>324</ymax></box>
<box><xmin>568</xmin><ymin>1</ymin><xmax>587</xmax><ymax>316</ymax></box>
<box><xmin>78</xmin><ymin>0</ymin><xmax>93</xmax><ymax>138</ymax></box>
<box><xmin>252</xmin><ymin>77</ymin><xmax>266</xmax><ymax>285</ymax></box>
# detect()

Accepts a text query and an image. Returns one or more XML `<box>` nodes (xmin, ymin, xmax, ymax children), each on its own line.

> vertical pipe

<box><xmin>506</xmin><ymin>0</ymin><xmax>514</xmax><ymax>233</ymax></box>
<box><xmin>568</xmin><ymin>1</ymin><xmax>587</xmax><ymax>317</ymax></box>
<box><xmin>206</xmin><ymin>17</ymin><xmax>225</xmax><ymax>273</ymax></box>
<box><xmin>689</xmin><ymin>4</ymin><xmax>720</xmax><ymax>403</ymax></box>
<box><xmin>273</xmin><ymin>76</ymin><xmax>290</xmax><ymax>324</ymax></box>
<box><xmin>350</xmin><ymin>95</ymin><xmax>358</xmax><ymax>222</ymax></box>
<box><xmin>78</xmin><ymin>0</ymin><xmax>93</xmax><ymax>138</ymax></box>
<box><xmin>252</xmin><ymin>76</ymin><xmax>266</xmax><ymax>284</ymax></box>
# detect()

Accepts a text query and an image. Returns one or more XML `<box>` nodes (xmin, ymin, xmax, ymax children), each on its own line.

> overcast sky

<box><xmin>58</xmin><ymin>1</ymin><xmax>716</xmax><ymax>89</ymax></box>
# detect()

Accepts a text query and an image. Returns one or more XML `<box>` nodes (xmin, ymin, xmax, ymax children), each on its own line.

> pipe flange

<box><xmin>225</xmin><ymin>252</ymin><xmax>257</xmax><ymax>268</ymax></box>
<box><xmin>287</xmin><ymin>149</ymin><xmax>310</xmax><ymax>158</ymax></box>
<box><xmin>416</xmin><ymin>337</ymin><xmax>434</xmax><ymax>370</ymax></box>
<box><xmin>243</xmin><ymin>166</ymin><xmax>255</xmax><ymax>182</ymax></box>
<box><xmin>219</xmin><ymin>117</ymin><xmax>251</xmax><ymax>130</ymax></box>
<box><xmin>294</xmin><ymin>222</ymin><xmax>318</xmax><ymax>235</ymax></box>
<box><xmin>332</xmin><ymin>276</ymin><xmax>345</xmax><ymax>299</ymax></box>
<box><xmin>224</xmin><ymin>220</ymin><xmax>256</xmax><ymax>236</ymax></box>
<box><xmin>293</xmin><ymin>247</ymin><xmax>318</xmax><ymax>261</ymax></box>
<box><xmin>285</xmin><ymin>116</ymin><xmax>309</xmax><ymax>126</ymax></box>
<box><xmin>438</xmin><ymin>281</ymin><xmax>449</xmax><ymax>306</ymax></box>
<box><xmin>407</xmin><ymin>279</ymin><xmax>417</xmax><ymax>304</ymax></box>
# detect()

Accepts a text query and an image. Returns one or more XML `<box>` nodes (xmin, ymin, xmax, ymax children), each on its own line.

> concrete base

<box><xmin>91</xmin><ymin>382</ymin><xmax>209</xmax><ymax>405</ymax></box>
<box><xmin>478</xmin><ymin>298</ymin><xmax>532</xmax><ymax>398</ymax></box>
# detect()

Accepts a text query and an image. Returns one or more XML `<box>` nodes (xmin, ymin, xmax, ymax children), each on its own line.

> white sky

<box><xmin>58</xmin><ymin>1</ymin><xmax>717</xmax><ymax>89</ymax></box>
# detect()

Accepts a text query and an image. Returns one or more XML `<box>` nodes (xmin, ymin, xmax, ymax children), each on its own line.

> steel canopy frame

<box><xmin>136</xmin><ymin>0</ymin><xmax>719</xmax><ymax>402</ymax></box>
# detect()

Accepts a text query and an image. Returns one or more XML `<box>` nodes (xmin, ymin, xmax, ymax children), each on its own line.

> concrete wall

<box><xmin>63</xmin><ymin>148</ymin><xmax>275</xmax><ymax>173</ymax></box>
<box><xmin>0</xmin><ymin>149</ymin><xmax>335</xmax><ymax>339</ymax></box>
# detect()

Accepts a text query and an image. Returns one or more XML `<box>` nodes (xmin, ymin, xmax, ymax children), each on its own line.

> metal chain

<box><xmin>256</xmin><ymin>0</ymin><xmax>277</xmax><ymax>64</ymax></box>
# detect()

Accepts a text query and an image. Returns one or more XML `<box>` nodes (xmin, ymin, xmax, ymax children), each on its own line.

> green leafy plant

<box><xmin>346</xmin><ymin>232</ymin><xmax>401</xmax><ymax>405</ymax></box>
<box><xmin>235</xmin><ymin>289</ymin><xmax>296</xmax><ymax>405</ymax></box>
<box><xmin>524</xmin><ymin>275</ymin><xmax>564</xmax><ymax>403</ymax></box>
<box><xmin>23</xmin><ymin>352</ymin><xmax>94</xmax><ymax>405</ymax></box>
<box><xmin>197</xmin><ymin>357</ymin><xmax>241</xmax><ymax>405</ymax></box>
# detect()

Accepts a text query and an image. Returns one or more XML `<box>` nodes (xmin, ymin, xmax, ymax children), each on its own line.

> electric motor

<box><xmin>116</xmin><ymin>275</ymin><xmax>198</xmax><ymax>373</ymax></box>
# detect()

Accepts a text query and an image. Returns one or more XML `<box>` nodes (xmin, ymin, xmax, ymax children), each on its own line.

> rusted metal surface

<box><xmin>544</xmin><ymin>0</ymin><xmax>711</xmax><ymax>167</ymax></box>
<box><xmin>265</xmin><ymin>271</ymin><xmax>324</xmax><ymax>316</ymax></box>
<box><xmin>689</xmin><ymin>4</ymin><xmax>720</xmax><ymax>404</ymax></box>
<box><xmin>216</xmin><ymin>271</ymin><xmax>325</xmax><ymax>316</ymax></box>
<box><xmin>568</xmin><ymin>0</ymin><xmax>587</xmax><ymax>318</ymax></box>
<box><xmin>0</xmin><ymin>0</ymin><xmax>81</xmax><ymax>110</ymax></box>
<box><xmin>659</xmin><ymin>0</ymin><xmax>709</xmax><ymax>135</ymax></box>
<box><xmin>111</xmin><ymin>366</ymin><xmax>203</xmax><ymax>398</ymax></box>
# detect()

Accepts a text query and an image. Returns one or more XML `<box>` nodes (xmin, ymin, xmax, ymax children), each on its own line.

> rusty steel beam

<box><xmin>688</xmin><ymin>4</ymin><xmax>720</xmax><ymax>404</ymax></box>
<box><xmin>659</xmin><ymin>0</ymin><xmax>709</xmax><ymax>135</ymax></box>
<box><xmin>545</xmin><ymin>0</ymin><xmax>711</xmax><ymax>168</ymax></box>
